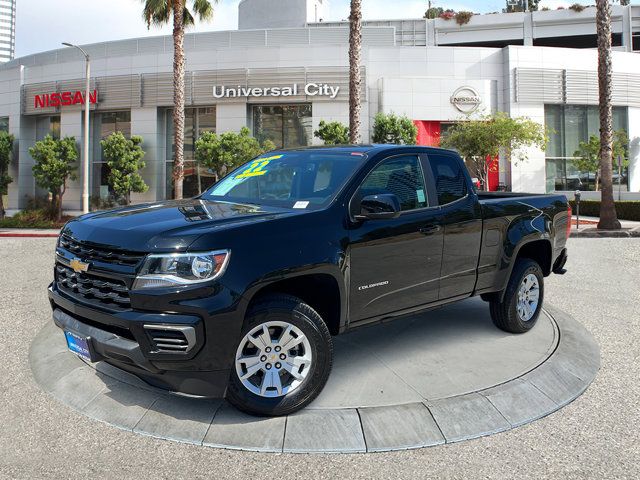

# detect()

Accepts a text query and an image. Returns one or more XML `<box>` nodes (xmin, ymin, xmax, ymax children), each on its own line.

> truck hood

<box><xmin>61</xmin><ymin>199</ymin><xmax>299</xmax><ymax>252</ymax></box>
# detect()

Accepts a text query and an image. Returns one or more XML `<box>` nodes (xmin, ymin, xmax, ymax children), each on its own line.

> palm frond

<box><xmin>192</xmin><ymin>0</ymin><xmax>217</xmax><ymax>21</ymax></box>
<box><xmin>142</xmin><ymin>0</ymin><xmax>171</xmax><ymax>28</ymax></box>
<box><xmin>183</xmin><ymin>7</ymin><xmax>195</xmax><ymax>26</ymax></box>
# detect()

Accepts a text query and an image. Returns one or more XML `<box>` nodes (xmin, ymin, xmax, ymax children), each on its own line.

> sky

<box><xmin>13</xmin><ymin>0</ymin><xmax>621</xmax><ymax>58</ymax></box>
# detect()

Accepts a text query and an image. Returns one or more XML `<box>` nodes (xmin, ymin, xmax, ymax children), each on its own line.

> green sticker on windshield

<box><xmin>235</xmin><ymin>154</ymin><xmax>283</xmax><ymax>179</ymax></box>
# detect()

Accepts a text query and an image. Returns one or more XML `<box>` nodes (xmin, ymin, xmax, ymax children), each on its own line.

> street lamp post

<box><xmin>62</xmin><ymin>42</ymin><xmax>91</xmax><ymax>214</ymax></box>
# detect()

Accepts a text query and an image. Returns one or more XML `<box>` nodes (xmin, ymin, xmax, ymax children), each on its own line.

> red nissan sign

<box><xmin>34</xmin><ymin>90</ymin><xmax>98</xmax><ymax>109</ymax></box>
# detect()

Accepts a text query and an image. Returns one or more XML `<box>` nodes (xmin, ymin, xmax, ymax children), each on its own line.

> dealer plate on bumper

<box><xmin>64</xmin><ymin>331</ymin><xmax>94</xmax><ymax>362</ymax></box>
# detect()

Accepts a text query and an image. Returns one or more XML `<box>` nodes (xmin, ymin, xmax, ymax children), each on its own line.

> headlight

<box><xmin>133</xmin><ymin>250</ymin><xmax>230</xmax><ymax>289</ymax></box>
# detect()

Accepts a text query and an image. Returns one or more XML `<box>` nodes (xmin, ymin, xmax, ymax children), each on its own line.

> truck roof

<box><xmin>271</xmin><ymin>144</ymin><xmax>458</xmax><ymax>156</ymax></box>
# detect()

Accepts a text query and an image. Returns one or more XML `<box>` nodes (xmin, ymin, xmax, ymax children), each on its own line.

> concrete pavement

<box><xmin>0</xmin><ymin>238</ymin><xmax>638</xmax><ymax>479</ymax></box>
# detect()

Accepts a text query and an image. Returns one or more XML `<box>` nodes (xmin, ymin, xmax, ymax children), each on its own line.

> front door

<box><xmin>347</xmin><ymin>154</ymin><xmax>444</xmax><ymax>323</ymax></box>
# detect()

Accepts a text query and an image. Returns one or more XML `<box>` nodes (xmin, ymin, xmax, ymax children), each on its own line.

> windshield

<box><xmin>203</xmin><ymin>151</ymin><xmax>366</xmax><ymax>209</ymax></box>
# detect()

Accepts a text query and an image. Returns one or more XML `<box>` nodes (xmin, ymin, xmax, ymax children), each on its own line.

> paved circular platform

<box><xmin>30</xmin><ymin>298</ymin><xmax>599</xmax><ymax>453</ymax></box>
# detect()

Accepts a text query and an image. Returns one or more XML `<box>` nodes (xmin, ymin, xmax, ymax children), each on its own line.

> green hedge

<box><xmin>569</xmin><ymin>200</ymin><xmax>640</xmax><ymax>222</ymax></box>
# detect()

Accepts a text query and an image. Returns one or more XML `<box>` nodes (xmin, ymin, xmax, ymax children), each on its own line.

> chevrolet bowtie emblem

<box><xmin>69</xmin><ymin>258</ymin><xmax>89</xmax><ymax>273</ymax></box>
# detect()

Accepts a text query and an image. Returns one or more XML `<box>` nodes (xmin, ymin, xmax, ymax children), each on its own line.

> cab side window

<box><xmin>359</xmin><ymin>156</ymin><xmax>428</xmax><ymax>211</ymax></box>
<box><xmin>427</xmin><ymin>153</ymin><xmax>468</xmax><ymax>205</ymax></box>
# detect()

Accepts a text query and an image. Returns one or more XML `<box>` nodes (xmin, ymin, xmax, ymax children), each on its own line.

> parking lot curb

<box><xmin>29</xmin><ymin>304</ymin><xmax>600</xmax><ymax>454</ymax></box>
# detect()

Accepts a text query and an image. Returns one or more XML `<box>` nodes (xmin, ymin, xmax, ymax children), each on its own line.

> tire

<box><xmin>226</xmin><ymin>294</ymin><xmax>333</xmax><ymax>416</ymax></box>
<box><xmin>489</xmin><ymin>258</ymin><xmax>544</xmax><ymax>334</ymax></box>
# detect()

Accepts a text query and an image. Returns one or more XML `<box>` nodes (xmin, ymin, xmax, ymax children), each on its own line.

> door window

<box><xmin>359</xmin><ymin>156</ymin><xmax>428</xmax><ymax>211</ymax></box>
<box><xmin>427</xmin><ymin>153</ymin><xmax>468</xmax><ymax>205</ymax></box>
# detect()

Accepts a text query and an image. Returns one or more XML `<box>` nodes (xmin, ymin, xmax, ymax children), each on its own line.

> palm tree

<box><xmin>348</xmin><ymin>0</ymin><xmax>362</xmax><ymax>144</ymax></box>
<box><xmin>143</xmin><ymin>0</ymin><xmax>216</xmax><ymax>200</ymax></box>
<box><xmin>595</xmin><ymin>0</ymin><xmax>620</xmax><ymax>230</ymax></box>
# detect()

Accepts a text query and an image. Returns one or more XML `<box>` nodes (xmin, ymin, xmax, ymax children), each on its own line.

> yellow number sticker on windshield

<box><xmin>235</xmin><ymin>155</ymin><xmax>283</xmax><ymax>179</ymax></box>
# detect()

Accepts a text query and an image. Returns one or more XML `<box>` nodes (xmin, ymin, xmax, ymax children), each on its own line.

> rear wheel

<box><xmin>227</xmin><ymin>295</ymin><xmax>333</xmax><ymax>416</ymax></box>
<box><xmin>489</xmin><ymin>258</ymin><xmax>544</xmax><ymax>334</ymax></box>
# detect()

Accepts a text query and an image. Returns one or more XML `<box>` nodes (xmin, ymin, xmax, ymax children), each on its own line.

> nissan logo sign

<box><xmin>450</xmin><ymin>86</ymin><xmax>482</xmax><ymax>113</ymax></box>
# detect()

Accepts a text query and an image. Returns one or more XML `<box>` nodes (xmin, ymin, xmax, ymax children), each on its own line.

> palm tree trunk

<box><xmin>348</xmin><ymin>0</ymin><xmax>362</xmax><ymax>144</ymax></box>
<box><xmin>172</xmin><ymin>0</ymin><xmax>186</xmax><ymax>200</ymax></box>
<box><xmin>596</xmin><ymin>0</ymin><xmax>620</xmax><ymax>230</ymax></box>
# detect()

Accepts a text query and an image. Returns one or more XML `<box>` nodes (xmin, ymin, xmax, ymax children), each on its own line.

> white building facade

<box><xmin>0</xmin><ymin>0</ymin><xmax>15</xmax><ymax>63</ymax></box>
<box><xmin>1</xmin><ymin>1</ymin><xmax>640</xmax><ymax>213</ymax></box>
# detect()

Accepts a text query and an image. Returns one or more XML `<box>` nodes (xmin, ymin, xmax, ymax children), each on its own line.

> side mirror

<box><xmin>355</xmin><ymin>194</ymin><xmax>401</xmax><ymax>221</ymax></box>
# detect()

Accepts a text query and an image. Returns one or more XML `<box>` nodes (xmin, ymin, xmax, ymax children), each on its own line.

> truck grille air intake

<box><xmin>143</xmin><ymin>325</ymin><xmax>196</xmax><ymax>354</ymax></box>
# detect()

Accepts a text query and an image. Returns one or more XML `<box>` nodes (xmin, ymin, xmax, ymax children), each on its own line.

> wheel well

<box><xmin>516</xmin><ymin>240</ymin><xmax>552</xmax><ymax>276</ymax></box>
<box><xmin>249</xmin><ymin>274</ymin><xmax>342</xmax><ymax>335</ymax></box>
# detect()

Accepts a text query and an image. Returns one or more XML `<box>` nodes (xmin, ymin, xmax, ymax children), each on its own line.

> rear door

<box><xmin>347</xmin><ymin>154</ymin><xmax>444</xmax><ymax>323</ymax></box>
<box><xmin>425</xmin><ymin>151</ymin><xmax>483</xmax><ymax>299</ymax></box>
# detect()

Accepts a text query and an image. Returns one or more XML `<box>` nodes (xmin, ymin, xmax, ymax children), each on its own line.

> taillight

<box><xmin>566</xmin><ymin>204</ymin><xmax>572</xmax><ymax>238</ymax></box>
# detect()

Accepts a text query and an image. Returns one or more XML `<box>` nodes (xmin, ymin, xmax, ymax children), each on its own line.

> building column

<box><xmin>217</xmin><ymin>103</ymin><xmax>248</xmax><ymax>133</ymax></box>
<box><xmin>131</xmin><ymin>107</ymin><xmax>161</xmax><ymax>203</ymax></box>
<box><xmin>15</xmin><ymin>115</ymin><xmax>36</xmax><ymax>210</ymax></box>
<box><xmin>311</xmin><ymin>101</ymin><xmax>349</xmax><ymax>145</ymax></box>
<box><xmin>523</xmin><ymin>12</ymin><xmax>533</xmax><ymax>47</ymax></box>
<box><xmin>628</xmin><ymin>107</ymin><xmax>640</xmax><ymax>193</ymax></box>
<box><xmin>622</xmin><ymin>5</ymin><xmax>633</xmax><ymax>53</ymax></box>
<box><xmin>59</xmin><ymin>110</ymin><xmax>83</xmax><ymax>213</ymax></box>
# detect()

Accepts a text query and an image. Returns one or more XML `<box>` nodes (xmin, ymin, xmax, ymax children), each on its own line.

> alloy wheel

<box><xmin>234</xmin><ymin>321</ymin><xmax>313</xmax><ymax>398</ymax></box>
<box><xmin>516</xmin><ymin>273</ymin><xmax>540</xmax><ymax>322</ymax></box>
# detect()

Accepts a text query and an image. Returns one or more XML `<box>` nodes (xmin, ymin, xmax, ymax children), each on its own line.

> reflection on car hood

<box><xmin>61</xmin><ymin>199</ymin><xmax>300</xmax><ymax>252</ymax></box>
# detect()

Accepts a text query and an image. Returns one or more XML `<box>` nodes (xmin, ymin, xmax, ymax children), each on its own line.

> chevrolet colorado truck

<box><xmin>50</xmin><ymin>145</ymin><xmax>570</xmax><ymax>416</ymax></box>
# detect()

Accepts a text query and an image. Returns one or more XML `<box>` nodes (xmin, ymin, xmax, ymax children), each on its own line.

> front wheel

<box><xmin>226</xmin><ymin>294</ymin><xmax>333</xmax><ymax>416</ymax></box>
<box><xmin>489</xmin><ymin>258</ymin><xmax>544</xmax><ymax>334</ymax></box>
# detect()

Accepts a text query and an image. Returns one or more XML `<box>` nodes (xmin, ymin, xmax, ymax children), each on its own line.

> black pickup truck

<box><xmin>50</xmin><ymin>145</ymin><xmax>570</xmax><ymax>416</ymax></box>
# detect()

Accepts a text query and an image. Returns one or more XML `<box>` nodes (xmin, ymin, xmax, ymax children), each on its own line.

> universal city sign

<box><xmin>34</xmin><ymin>90</ymin><xmax>98</xmax><ymax>109</ymax></box>
<box><xmin>213</xmin><ymin>83</ymin><xmax>340</xmax><ymax>100</ymax></box>
<box><xmin>450</xmin><ymin>86</ymin><xmax>482</xmax><ymax>114</ymax></box>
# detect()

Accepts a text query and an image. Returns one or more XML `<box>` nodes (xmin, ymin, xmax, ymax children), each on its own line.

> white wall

<box><xmin>238</xmin><ymin>0</ymin><xmax>322</xmax><ymax>29</ymax></box>
<box><xmin>628</xmin><ymin>107</ymin><xmax>640</xmax><ymax>193</ymax></box>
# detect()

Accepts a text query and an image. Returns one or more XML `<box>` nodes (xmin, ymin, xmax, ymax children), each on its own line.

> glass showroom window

<box><xmin>165</xmin><ymin>107</ymin><xmax>217</xmax><ymax>199</ymax></box>
<box><xmin>545</xmin><ymin>105</ymin><xmax>629</xmax><ymax>192</ymax></box>
<box><xmin>91</xmin><ymin>111</ymin><xmax>131</xmax><ymax>200</ymax></box>
<box><xmin>0</xmin><ymin>117</ymin><xmax>8</xmax><ymax>132</ymax></box>
<box><xmin>252</xmin><ymin>104</ymin><xmax>312</xmax><ymax>149</ymax></box>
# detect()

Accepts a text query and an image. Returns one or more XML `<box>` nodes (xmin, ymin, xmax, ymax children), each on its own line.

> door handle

<box><xmin>419</xmin><ymin>225</ymin><xmax>441</xmax><ymax>235</ymax></box>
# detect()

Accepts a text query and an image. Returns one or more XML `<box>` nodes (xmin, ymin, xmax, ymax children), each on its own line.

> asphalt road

<box><xmin>1</xmin><ymin>238</ymin><xmax>638</xmax><ymax>480</ymax></box>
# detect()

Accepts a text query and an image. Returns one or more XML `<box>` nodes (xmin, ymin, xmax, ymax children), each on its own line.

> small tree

<box><xmin>441</xmin><ymin>113</ymin><xmax>547</xmax><ymax>190</ymax></box>
<box><xmin>372</xmin><ymin>112</ymin><xmax>418</xmax><ymax>145</ymax></box>
<box><xmin>101</xmin><ymin>132</ymin><xmax>148</xmax><ymax>205</ymax></box>
<box><xmin>30</xmin><ymin>135</ymin><xmax>78</xmax><ymax>221</ymax></box>
<box><xmin>573</xmin><ymin>130</ymin><xmax>629</xmax><ymax>191</ymax></box>
<box><xmin>195</xmin><ymin>127</ymin><xmax>275</xmax><ymax>192</ymax></box>
<box><xmin>424</xmin><ymin>6</ymin><xmax>444</xmax><ymax>19</ymax></box>
<box><xmin>314</xmin><ymin>121</ymin><xmax>350</xmax><ymax>145</ymax></box>
<box><xmin>0</xmin><ymin>131</ymin><xmax>14</xmax><ymax>219</ymax></box>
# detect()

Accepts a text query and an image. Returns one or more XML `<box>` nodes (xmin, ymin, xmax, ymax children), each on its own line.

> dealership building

<box><xmin>1</xmin><ymin>0</ymin><xmax>640</xmax><ymax>212</ymax></box>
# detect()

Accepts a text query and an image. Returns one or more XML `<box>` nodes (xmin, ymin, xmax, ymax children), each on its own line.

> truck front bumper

<box><xmin>48</xmin><ymin>285</ymin><xmax>237</xmax><ymax>397</ymax></box>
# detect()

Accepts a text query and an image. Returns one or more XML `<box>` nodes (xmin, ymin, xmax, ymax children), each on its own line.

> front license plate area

<box><xmin>64</xmin><ymin>331</ymin><xmax>94</xmax><ymax>362</ymax></box>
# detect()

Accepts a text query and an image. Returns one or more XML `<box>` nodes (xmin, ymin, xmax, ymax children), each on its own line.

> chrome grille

<box><xmin>144</xmin><ymin>325</ymin><xmax>196</xmax><ymax>353</ymax></box>
<box><xmin>56</xmin><ymin>264</ymin><xmax>131</xmax><ymax>310</ymax></box>
<box><xmin>59</xmin><ymin>235</ymin><xmax>144</xmax><ymax>267</ymax></box>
